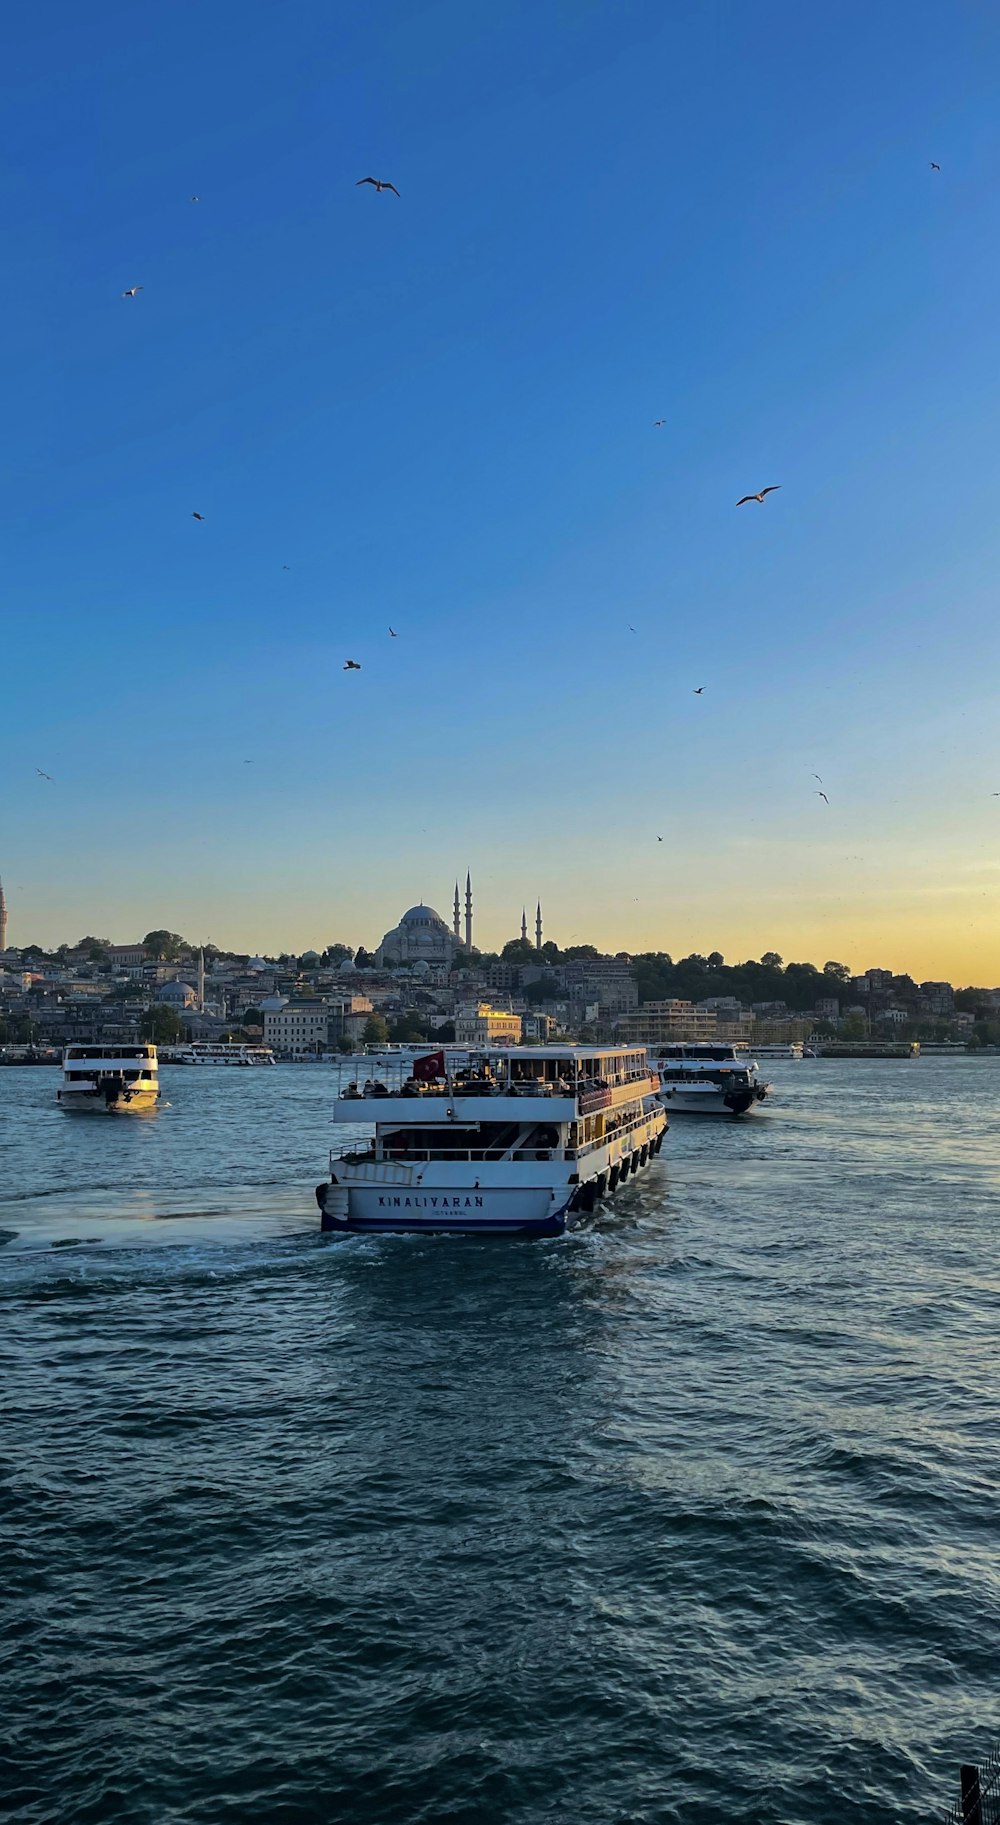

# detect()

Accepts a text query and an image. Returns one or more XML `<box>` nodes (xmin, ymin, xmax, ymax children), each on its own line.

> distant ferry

<box><xmin>753</xmin><ymin>1042</ymin><xmax>805</xmax><ymax>1059</ymax></box>
<box><xmin>649</xmin><ymin>1043</ymin><xmax>771</xmax><ymax>1117</ymax></box>
<box><xmin>57</xmin><ymin>1043</ymin><xmax>160</xmax><ymax>1114</ymax></box>
<box><xmin>161</xmin><ymin>1043</ymin><xmax>276</xmax><ymax>1067</ymax></box>
<box><xmin>316</xmin><ymin>1044</ymin><xmax>667</xmax><ymax>1236</ymax></box>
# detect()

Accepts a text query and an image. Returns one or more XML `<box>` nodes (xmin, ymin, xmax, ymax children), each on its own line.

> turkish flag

<box><xmin>412</xmin><ymin>1049</ymin><xmax>446</xmax><ymax>1082</ymax></box>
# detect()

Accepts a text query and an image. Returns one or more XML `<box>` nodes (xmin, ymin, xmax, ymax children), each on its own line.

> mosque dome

<box><xmin>300</xmin><ymin>949</ymin><xmax>321</xmax><ymax>962</ymax></box>
<box><xmin>400</xmin><ymin>904</ymin><xmax>449</xmax><ymax>929</ymax></box>
<box><xmin>337</xmin><ymin>956</ymin><xmax>358</xmax><ymax>973</ymax></box>
<box><xmin>158</xmin><ymin>980</ymin><xmax>196</xmax><ymax>1005</ymax></box>
<box><xmin>412</xmin><ymin>958</ymin><xmax>431</xmax><ymax>976</ymax></box>
<box><xmin>247</xmin><ymin>957</ymin><xmax>269</xmax><ymax>972</ymax></box>
<box><xmin>259</xmin><ymin>993</ymin><xmax>288</xmax><ymax>1013</ymax></box>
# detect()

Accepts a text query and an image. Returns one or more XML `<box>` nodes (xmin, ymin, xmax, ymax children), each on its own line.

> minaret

<box><xmin>521</xmin><ymin>908</ymin><xmax>528</xmax><ymax>943</ymax></box>
<box><xmin>465</xmin><ymin>871</ymin><xmax>473</xmax><ymax>951</ymax></box>
<box><xmin>453</xmin><ymin>882</ymin><xmax>461</xmax><ymax>942</ymax></box>
<box><xmin>197</xmin><ymin>947</ymin><xmax>205</xmax><ymax>1012</ymax></box>
<box><xmin>536</xmin><ymin>901</ymin><xmax>543</xmax><ymax>951</ymax></box>
<box><xmin>0</xmin><ymin>875</ymin><xmax>7</xmax><ymax>954</ymax></box>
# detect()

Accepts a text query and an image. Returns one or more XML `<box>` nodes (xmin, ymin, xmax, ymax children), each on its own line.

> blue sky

<box><xmin>3</xmin><ymin>0</ymin><xmax>1000</xmax><ymax>978</ymax></box>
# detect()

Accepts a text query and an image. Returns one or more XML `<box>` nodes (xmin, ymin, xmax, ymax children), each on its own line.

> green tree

<box><xmin>840</xmin><ymin>1013</ymin><xmax>867</xmax><ymax>1040</ymax></box>
<box><xmin>760</xmin><ymin>952</ymin><xmax>784</xmax><ymax>969</ymax></box>
<box><xmin>354</xmin><ymin>947</ymin><xmax>374</xmax><ymax>969</ymax></box>
<box><xmin>823</xmin><ymin>961</ymin><xmax>852</xmax><ymax>983</ymax></box>
<box><xmin>707</xmin><ymin>951</ymin><xmax>725</xmax><ymax>968</ymax></box>
<box><xmin>501</xmin><ymin>938</ymin><xmax>535</xmax><ymax>963</ymax></box>
<box><xmin>362</xmin><ymin>1014</ymin><xmax>390</xmax><ymax>1046</ymax></box>
<box><xmin>324</xmin><ymin>943</ymin><xmax>354</xmax><ymax>966</ymax></box>
<box><xmin>389</xmin><ymin>1013</ymin><xmax>428</xmax><ymax>1043</ymax></box>
<box><xmin>142</xmin><ymin>1005</ymin><xmax>183</xmax><ymax>1043</ymax></box>
<box><xmin>143</xmin><ymin>930</ymin><xmax>188</xmax><ymax>962</ymax></box>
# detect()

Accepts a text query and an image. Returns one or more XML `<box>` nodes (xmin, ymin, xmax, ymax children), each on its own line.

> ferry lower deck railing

<box><xmin>333</xmin><ymin>1106</ymin><xmax>662</xmax><ymax>1171</ymax></box>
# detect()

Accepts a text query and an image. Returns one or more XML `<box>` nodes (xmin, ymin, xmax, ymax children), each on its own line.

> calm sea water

<box><xmin>2</xmin><ymin>1059</ymin><xmax>999</xmax><ymax>1824</ymax></box>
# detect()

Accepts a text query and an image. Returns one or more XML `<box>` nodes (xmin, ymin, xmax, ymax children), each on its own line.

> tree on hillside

<box><xmin>501</xmin><ymin>938</ymin><xmax>536</xmax><ymax>963</ymax></box>
<box><xmin>143</xmin><ymin>930</ymin><xmax>188</xmax><ymax>962</ymax></box>
<box><xmin>389</xmin><ymin>1013</ymin><xmax>428</xmax><ymax>1044</ymax></box>
<box><xmin>324</xmin><ymin>944</ymin><xmax>354</xmax><ymax>966</ymax></box>
<box><xmin>362</xmin><ymin>1014</ymin><xmax>390</xmax><ymax>1046</ymax></box>
<box><xmin>354</xmin><ymin>948</ymin><xmax>374</xmax><ymax>969</ymax></box>
<box><xmin>564</xmin><ymin>944</ymin><xmax>600</xmax><ymax>961</ymax></box>
<box><xmin>142</xmin><ymin>1005</ymin><xmax>183</xmax><ymax>1043</ymax></box>
<box><xmin>707</xmin><ymin>952</ymin><xmax>725</xmax><ymax>968</ymax></box>
<box><xmin>823</xmin><ymin>961</ymin><xmax>852</xmax><ymax>983</ymax></box>
<box><xmin>760</xmin><ymin>952</ymin><xmax>784</xmax><ymax>969</ymax></box>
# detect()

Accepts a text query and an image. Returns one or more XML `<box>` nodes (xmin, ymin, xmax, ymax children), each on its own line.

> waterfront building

<box><xmin>454</xmin><ymin>1003</ymin><xmax>523</xmax><ymax>1047</ymax></box>
<box><xmin>616</xmin><ymin>1000</ymin><xmax>744</xmax><ymax>1045</ymax></box>
<box><xmin>264</xmin><ymin>1001</ymin><xmax>332</xmax><ymax>1054</ymax></box>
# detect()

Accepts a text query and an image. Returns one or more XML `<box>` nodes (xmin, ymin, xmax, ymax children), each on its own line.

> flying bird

<box><xmin>737</xmin><ymin>486</ymin><xmax>781</xmax><ymax>505</ymax></box>
<box><xmin>653</xmin><ymin>419</ymin><xmax>666</xmax><ymax>428</ymax></box>
<box><xmin>282</xmin><ymin>565</ymin><xmax>290</xmax><ymax>570</ymax></box>
<box><xmin>693</xmin><ymin>686</ymin><xmax>705</xmax><ymax>695</ymax></box>
<box><xmin>121</xmin><ymin>286</ymin><xmax>143</xmax><ymax>298</ymax></box>
<box><xmin>628</xmin><ymin>624</ymin><xmax>636</xmax><ymax>633</ymax></box>
<box><xmin>930</xmin><ymin>162</ymin><xmax>940</xmax><ymax>171</ymax></box>
<box><xmin>812</xmin><ymin>773</ymin><xmax>823</xmax><ymax>783</ymax></box>
<box><xmin>343</xmin><ymin>659</ymin><xmax>362</xmax><ymax>671</ymax></box>
<box><xmin>243</xmin><ymin>759</ymin><xmax>254</xmax><ymax>764</ymax></box>
<box><xmin>657</xmin><ymin>836</ymin><xmax>663</xmax><ymax>843</ymax></box>
<box><xmin>357</xmin><ymin>177</ymin><xmax>400</xmax><ymax>196</ymax></box>
<box><xmin>190</xmin><ymin>195</ymin><xmax>200</xmax><ymax>202</ymax></box>
<box><xmin>192</xmin><ymin>512</ymin><xmax>204</xmax><ymax>521</ymax></box>
<box><xmin>816</xmin><ymin>791</ymin><xmax>830</xmax><ymax>805</ymax></box>
<box><xmin>35</xmin><ymin>768</ymin><xmax>54</xmax><ymax>781</ymax></box>
<box><xmin>389</xmin><ymin>627</ymin><xmax>398</xmax><ymax>637</ymax></box>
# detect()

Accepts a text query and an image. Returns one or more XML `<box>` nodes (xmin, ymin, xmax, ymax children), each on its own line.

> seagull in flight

<box><xmin>812</xmin><ymin>773</ymin><xmax>823</xmax><ymax>783</ymax></box>
<box><xmin>653</xmin><ymin>419</ymin><xmax>666</xmax><ymax>428</ymax></box>
<box><xmin>737</xmin><ymin>486</ymin><xmax>781</xmax><ymax>506</ymax></box>
<box><xmin>389</xmin><ymin>627</ymin><xmax>398</xmax><ymax>637</ymax></box>
<box><xmin>243</xmin><ymin>759</ymin><xmax>254</xmax><ymax>764</ymax></box>
<box><xmin>657</xmin><ymin>835</ymin><xmax>663</xmax><ymax>842</ymax></box>
<box><xmin>816</xmin><ymin>790</ymin><xmax>830</xmax><ymax>805</ymax></box>
<box><xmin>192</xmin><ymin>512</ymin><xmax>205</xmax><ymax>521</ymax></box>
<box><xmin>190</xmin><ymin>194</ymin><xmax>200</xmax><ymax>202</ymax></box>
<box><xmin>36</xmin><ymin>768</ymin><xmax>54</xmax><ymax>781</ymax></box>
<box><xmin>121</xmin><ymin>286</ymin><xmax>143</xmax><ymax>298</ymax></box>
<box><xmin>343</xmin><ymin>659</ymin><xmax>362</xmax><ymax>671</ymax></box>
<box><xmin>930</xmin><ymin>162</ymin><xmax>941</xmax><ymax>171</ymax></box>
<box><xmin>356</xmin><ymin>177</ymin><xmax>400</xmax><ymax>196</ymax></box>
<box><xmin>693</xmin><ymin>686</ymin><xmax>705</xmax><ymax>695</ymax></box>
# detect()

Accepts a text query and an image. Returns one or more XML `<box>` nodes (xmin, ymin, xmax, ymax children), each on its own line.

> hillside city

<box><xmin>2</xmin><ymin>893</ymin><xmax>999</xmax><ymax>1057</ymax></box>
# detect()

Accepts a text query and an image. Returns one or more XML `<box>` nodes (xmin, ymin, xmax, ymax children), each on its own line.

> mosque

<box><xmin>373</xmin><ymin>873</ymin><xmax>544</xmax><ymax>968</ymax></box>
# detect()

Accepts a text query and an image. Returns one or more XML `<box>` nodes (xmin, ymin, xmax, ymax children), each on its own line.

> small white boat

<box><xmin>57</xmin><ymin>1043</ymin><xmax>160</xmax><ymax>1114</ymax></box>
<box><xmin>650</xmin><ymin>1043</ymin><xmax>770</xmax><ymax>1117</ymax></box>
<box><xmin>316</xmin><ymin>1044</ymin><xmax>667</xmax><ymax>1236</ymax></box>
<box><xmin>160</xmin><ymin>1043</ymin><xmax>276</xmax><ymax>1066</ymax></box>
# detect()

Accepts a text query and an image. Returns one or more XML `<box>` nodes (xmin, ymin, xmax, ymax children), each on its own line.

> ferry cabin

<box><xmin>319</xmin><ymin>1044</ymin><xmax>667</xmax><ymax>1236</ymax></box>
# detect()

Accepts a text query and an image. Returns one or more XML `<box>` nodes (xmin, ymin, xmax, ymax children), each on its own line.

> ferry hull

<box><xmin>660</xmin><ymin>1086</ymin><xmax>765</xmax><ymax>1117</ymax></box>
<box><xmin>57</xmin><ymin>1088</ymin><xmax>159</xmax><ymax>1115</ymax></box>
<box><xmin>317</xmin><ymin>1182</ymin><xmax>571</xmax><ymax>1237</ymax></box>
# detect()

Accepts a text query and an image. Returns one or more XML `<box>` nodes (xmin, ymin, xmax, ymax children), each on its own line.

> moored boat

<box><xmin>160</xmin><ymin>1042</ymin><xmax>276</xmax><ymax>1066</ymax></box>
<box><xmin>57</xmin><ymin>1043</ymin><xmax>160</xmax><ymax>1114</ymax></box>
<box><xmin>650</xmin><ymin>1042</ymin><xmax>770</xmax><ymax>1117</ymax></box>
<box><xmin>316</xmin><ymin>1044</ymin><xmax>667</xmax><ymax>1236</ymax></box>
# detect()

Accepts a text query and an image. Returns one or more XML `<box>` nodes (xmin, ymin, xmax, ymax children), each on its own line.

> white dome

<box><xmin>259</xmin><ymin>994</ymin><xmax>288</xmax><ymax>1012</ymax></box>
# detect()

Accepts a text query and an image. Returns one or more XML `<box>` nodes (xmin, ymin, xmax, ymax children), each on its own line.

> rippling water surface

<box><xmin>2</xmin><ymin>1059</ymin><xmax>999</xmax><ymax>1824</ymax></box>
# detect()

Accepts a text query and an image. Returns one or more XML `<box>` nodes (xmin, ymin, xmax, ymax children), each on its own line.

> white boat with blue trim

<box><xmin>316</xmin><ymin>1044</ymin><xmax>667</xmax><ymax>1236</ymax></box>
<box><xmin>649</xmin><ymin>1042</ymin><xmax>771</xmax><ymax>1116</ymax></box>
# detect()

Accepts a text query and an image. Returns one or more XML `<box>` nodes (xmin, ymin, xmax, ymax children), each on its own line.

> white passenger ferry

<box><xmin>316</xmin><ymin>1045</ymin><xmax>667</xmax><ymax>1236</ymax></box>
<box><xmin>57</xmin><ymin>1043</ymin><xmax>160</xmax><ymax>1114</ymax></box>
<box><xmin>650</xmin><ymin>1043</ymin><xmax>771</xmax><ymax>1117</ymax></box>
<box><xmin>160</xmin><ymin>1043</ymin><xmax>276</xmax><ymax>1066</ymax></box>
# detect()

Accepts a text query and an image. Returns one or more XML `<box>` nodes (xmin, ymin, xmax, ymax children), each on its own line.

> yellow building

<box><xmin>454</xmin><ymin>1003</ymin><xmax>523</xmax><ymax>1047</ymax></box>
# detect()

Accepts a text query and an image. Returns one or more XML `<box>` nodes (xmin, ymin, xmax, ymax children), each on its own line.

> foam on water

<box><xmin>2</xmin><ymin>1059</ymin><xmax>999</xmax><ymax>1822</ymax></box>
